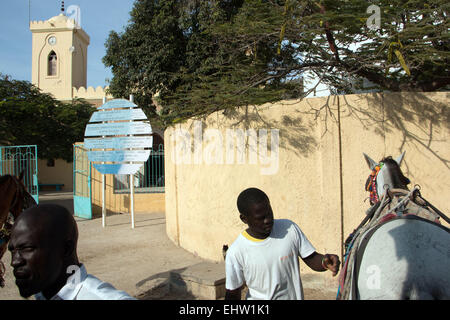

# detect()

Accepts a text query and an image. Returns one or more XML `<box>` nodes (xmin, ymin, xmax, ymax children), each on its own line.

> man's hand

<box><xmin>303</xmin><ymin>252</ymin><xmax>341</xmax><ymax>276</ymax></box>
<box><xmin>225</xmin><ymin>287</ymin><xmax>242</xmax><ymax>300</ymax></box>
<box><xmin>321</xmin><ymin>253</ymin><xmax>340</xmax><ymax>276</ymax></box>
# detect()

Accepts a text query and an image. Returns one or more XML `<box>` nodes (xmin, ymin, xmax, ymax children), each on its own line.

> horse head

<box><xmin>4</xmin><ymin>172</ymin><xmax>35</xmax><ymax>219</ymax></box>
<box><xmin>337</xmin><ymin>152</ymin><xmax>450</xmax><ymax>300</ymax></box>
<box><xmin>363</xmin><ymin>152</ymin><xmax>410</xmax><ymax>205</ymax></box>
<box><xmin>0</xmin><ymin>172</ymin><xmax>37</xmax><ymax>287</ymax></box>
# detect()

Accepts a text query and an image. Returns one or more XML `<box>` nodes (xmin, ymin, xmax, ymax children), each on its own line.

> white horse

<box><xmin>338</xmin><ymin>152</ymin><xmax>450</xmax><ymax>300</ymax></box>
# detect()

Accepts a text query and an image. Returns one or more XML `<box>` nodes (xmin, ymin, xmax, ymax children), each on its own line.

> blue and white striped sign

<box><xmin>84</xmin><ymin>136</ymin><xmax>153</xmax><ymax>149</ymax></box>
<box><xmin>90</xmin><ymin>109</ymin><xmax>147</xmax><ymax>122</ymax></box>
<box><xmin>84</xmin><ymin>98</ymin><xmax>153</xmax><ymax>175</ymax></box>
<box><xmin>87</xmin><ymin>150</ymin><xmax>151</xmax><ymax>162</ymax></box>
<box><xmin>93</xmin><ymin>163</ymin><xmax>145</xmax><ymax>175</ymax></box>
<box><xmin>85</xmin><ymin>122</ymin><xmax>152</xmax><ymax>137</ymax></box>
<box><xmin>98</xmin><ymin>99</ymin><xmax>137</xmax><ymax>110</ymax></box>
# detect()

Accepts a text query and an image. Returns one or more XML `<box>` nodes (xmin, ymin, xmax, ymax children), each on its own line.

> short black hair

<box><xmin>237</xmin><ymin>188</ymin><xmax>269</xmax><ymax>216</ymax></box>
<box><xmin>17</xmin><ymin>203</ymin><xmax>79</xmax><ymax>247</ymax></box>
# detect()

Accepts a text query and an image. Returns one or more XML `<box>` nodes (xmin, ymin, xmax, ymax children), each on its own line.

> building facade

<box><xmin>30</xmin><ymin>11</ymin><xmax>111</xmax><ymax>105</ymax></box>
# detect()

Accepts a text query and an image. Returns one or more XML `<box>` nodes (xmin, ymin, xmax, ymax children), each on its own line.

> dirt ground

<box><xmin>0</xmin><ymin>192</ymin><xmax>337</xmax><ymax>300</ymax></box>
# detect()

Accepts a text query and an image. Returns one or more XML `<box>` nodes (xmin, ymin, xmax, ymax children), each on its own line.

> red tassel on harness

<box><xmin>366</xmin><ymin>164</ymin><xmax>383</xmax><ymax>205</ymax></box>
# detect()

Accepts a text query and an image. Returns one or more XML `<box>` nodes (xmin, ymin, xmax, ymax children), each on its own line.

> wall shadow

<box><xmin>342</xmin><ymin>92</ymin><xmax>450</xmax><ymax>170</ymax></box>
<box><xmin>175</xmin><ymin>92</ymin><xmax>449</xmax><ymax>164</ymax></box>
<box><xmin>210</xmin><ymin>102</ymin><xmax>320</xmax><ymax>158</ymax></box>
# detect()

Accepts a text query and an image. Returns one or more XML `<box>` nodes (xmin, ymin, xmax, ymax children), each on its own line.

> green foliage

<box><xmin>103</xmin><ymin>0</ymin><xmax>187</xmax><ymax>127</ymax></box>
<box><xmin>0</xmin><ymin>74</ymin><xmax>95</xmax><ymax>162</ymax></box>
<box><xmin>207</xmin><ymin>0</ymin><xmax>449</xmax><ymax>93</ymax></box>
<box><xmin>103</xmin><ymin>0</ymin><xmax>449</xmax><ymax>126</ymax></box>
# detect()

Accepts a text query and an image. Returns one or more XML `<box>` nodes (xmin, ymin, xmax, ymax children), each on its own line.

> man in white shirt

<box><xmin>8</xmin><ymin>204</ymin><xmax>135</xmax><ymax>300</ymax></box>
<box><xmin>225</xmin><ymin>188</ymin><xmax>340</xmax><ymax>300</ymax></box>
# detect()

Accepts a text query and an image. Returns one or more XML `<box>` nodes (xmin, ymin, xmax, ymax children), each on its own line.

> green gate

<box><xmin>0</xmin><ymin>145</ymin><xmax>39</xmax><ymax>203</ymax></box>
<box><xmin>73</xmin><ymin>144</ymin><xmax>92</xmax><ymax>219</ymax></box>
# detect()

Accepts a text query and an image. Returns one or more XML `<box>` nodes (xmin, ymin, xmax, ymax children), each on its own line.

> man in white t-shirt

<box><xmin>8</xmin><ymin>204</ymin><xmax>136</xmax><ymax>300</ymax></box>
<box><xmin>225</xmin><ymin>188</ymin><xmax>340</xmax><ymax>300</ymax></box>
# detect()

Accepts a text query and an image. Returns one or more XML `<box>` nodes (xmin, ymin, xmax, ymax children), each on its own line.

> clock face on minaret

<box><xmin>48</xmin><ymin>36</ymin><xmax>57</xmax><ymax>46</ymax></box>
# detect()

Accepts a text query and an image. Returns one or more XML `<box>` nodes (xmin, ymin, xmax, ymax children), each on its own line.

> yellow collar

<box><xmin>242</xmin><ymin>230</ymin><xmax>266</xmax><ymax>242</ymax></box>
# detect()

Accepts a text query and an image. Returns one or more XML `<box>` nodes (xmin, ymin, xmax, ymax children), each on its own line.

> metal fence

<box><xmin>73</xmin><ymin>143</ymin><xmax>92</xmax><ymax>219</ymax></box>
<box><xmin>0</xmin><ymin>145</ymin><xmax>39</xmax><ymax>203</ymax></box>
<box><xmin>113</xmin><ymin>144</ymin><xmax>165</xmax><ymax>193</ymax></box>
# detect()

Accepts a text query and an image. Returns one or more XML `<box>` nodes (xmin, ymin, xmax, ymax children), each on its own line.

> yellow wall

<box><xmin>37</xmin><ymin>151</ymin><xmax>165</xmax><ymax>215</ymax></box>
<box><xmin>72</xmin><ymin>86</ymin><xmax>112</xmax><ymax>103</ymax></box>
<box><xmin>90</xmin><ymin>166</ymin><xmax>165</xmax><ymax>216</ymax></box>
<box><xmin>38</xmin><ymin>158</ymin><xmax>73</xmax><ymax>191</ymax></box>
<box><xmin>164</xmin><ymin>92</ymin><xmax>450</xmax><ymax>285</ymax></box>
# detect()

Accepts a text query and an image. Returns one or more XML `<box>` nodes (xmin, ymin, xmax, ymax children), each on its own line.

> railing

<box><xmin>113</xmin><ymin>144</ymin><xmax>165</xmax><ymax>193</ymax></box>
<box><xmin>0</xmin><ymin>145</ymin><xmax>39</xmax><ymax>202</ymax></box>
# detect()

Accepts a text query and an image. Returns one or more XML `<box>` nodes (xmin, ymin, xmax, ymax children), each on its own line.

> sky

<box><xmin>0</xmin><ymin>0</ymin><xmax>332</xmax><ymax>97</ymax></box>
<box><xmin>0</xmin><ymin>0</ymin><xmax>135</xmax><ymax>88</ymax></box>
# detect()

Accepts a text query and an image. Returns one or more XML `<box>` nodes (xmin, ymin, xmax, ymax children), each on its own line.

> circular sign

<box><xmin>84</xmin><ymin>98</ymin><xmax>153</xmax><ymax>174</ymax></box>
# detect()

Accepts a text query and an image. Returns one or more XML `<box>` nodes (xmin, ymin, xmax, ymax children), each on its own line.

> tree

<box><xmin>103</xmin><ymin>0</ymin><xmax>187</xmax><ymax>126</ymax></box>
<box><xmin>165</xmin><ymin>0</ymin><xmax>306</xmax><ymax>120</ymax></box>
<box><xmin>0</xmin><ymin>74</ymin><xmax>95</xmax><ymax>162</ymax></box>
<box><xmin>103</xmin><ymin>0</ymin><xmax>449</xmax><ymax>126</ymax></box>
<box><xmin>198</xmin><ymin>0</ymin><xmax>449</xmax><ymax>95</ymax></box>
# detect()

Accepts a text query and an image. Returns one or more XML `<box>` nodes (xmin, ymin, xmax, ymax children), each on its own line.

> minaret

<box><xmin>29</xmin><ymin>3</ymin><xmax>90</xmax><ymax>101</ymax></box>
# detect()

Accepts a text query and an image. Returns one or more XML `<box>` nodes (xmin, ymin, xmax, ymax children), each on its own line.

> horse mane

<box><xmin>380</xmin><ymin>156</ymin><xmax>411</xmax><ymax>188</ymax></box>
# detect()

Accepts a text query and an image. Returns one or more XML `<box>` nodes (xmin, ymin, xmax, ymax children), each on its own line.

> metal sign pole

<box><xmin>102</xmin><ymin>175</ymin><xmax>106</xmax><ymax>227</ymax></box>
<box><xmin>129</xmin><ymin>94</ymin><xmax>135</xmax><ymax>229</ymax></box>
<box><xmin>102</xmin><ymin>96</ymin><xmax>106</xmax><ymax>228</ymax></box>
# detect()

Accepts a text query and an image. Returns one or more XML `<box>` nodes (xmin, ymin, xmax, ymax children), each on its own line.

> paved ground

<box><xmin>0</xmin><ymin>191</ymin><xmax>336</xmax><ymax>300</ymax></box>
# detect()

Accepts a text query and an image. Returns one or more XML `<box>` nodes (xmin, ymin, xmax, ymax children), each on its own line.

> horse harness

<box><xmin>337</xmin><ymin>186</ymin><xmax>449</xmax><ymax>300</ymax></box>
<box><xmin>365</xmin><ymin>162</ymin><xmax>383</xmax><ymax>205</ymax></box>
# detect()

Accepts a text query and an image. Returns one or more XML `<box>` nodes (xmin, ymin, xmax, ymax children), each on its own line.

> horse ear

<box><xmin>18</xmin><ymin>171</ymin><xmax>24</xmax><ymax>182</ymax></box>
<box><xmin>363</xmin><ymin>153</ymin><xmax>378</xmax><ymax>170</ymax></box>
<box><xmin>395</xmin><ymin>151</ymin><xmax>406</xmax><ymax>166</ymax></box>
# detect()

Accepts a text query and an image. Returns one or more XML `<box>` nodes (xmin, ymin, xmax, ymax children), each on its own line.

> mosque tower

<box><xmin>29</xmin><ymin>1</ymin><xmax>90</xmax><ymax>101</ymax></box>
